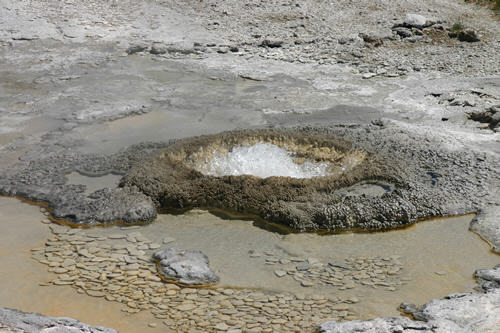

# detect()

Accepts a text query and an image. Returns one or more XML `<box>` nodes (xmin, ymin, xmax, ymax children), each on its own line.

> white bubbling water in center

<box><xmin>198</xmin><ymin>142</ymin><xmax>331</xmax><ymax>179</ymax></box>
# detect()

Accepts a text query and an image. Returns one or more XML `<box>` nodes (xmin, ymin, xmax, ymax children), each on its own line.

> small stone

<box><xmin>149</xmin><ymin>243</ymin><xmax>161</xmax><ymax>250</ymax></box>
<box><xmin>61</xmin><ymin>259</ymin><xmax>76</xmax><ymax>268</ymax></box>
<box><xmin>177</xmin><ymin>303</ymin><xmax>196</xmax><ymax>311</ymax></box>
<box><xmin>217</xmin><ymin>46</ymin><xmax>229</xmax><ymax>54</ymax></box>
<box><xmin>150</xmin><ymin>43</ymin><xmax>167</xmax><ymax>55</ymax></box>
<box><xmin>301</xmin><ymin>281</ymin><xmax>314</xmax><ymax>287</ymax></box>
<box><xmin>126</xmin><ymin>44</ymin><xmax>148</xmax><ymax>55</ymax></box>
<box><xmin>165</xmin><ymin>290</ymin><xmax>177</xmax><ymax>296</ymax></box>
<box><xmin>214</xmin><ymin>323</ymin><xmax>229</xmax><ymax>331</ymax></box>
<box><xmin>403</xmin><ymin>14</ymin><xmax>427</xmax><ymax>28</ymax></box>
<box><xmin>260</xmin><ymin>39</ymin><xmax>284</xmax><ymax>48</ymax></box>
<box><xmin>435</xmin><ymin>271</ymin><xmax>447</xmax><ymax>276</ymax></box>
<box><xmin>296</xmin><ymin>263</ymin><xmax>311</xmax><ymax>271</ymax></box>
<box><xmin>347</xmin><ymin>296</ymin><xmax>359</xmax><ymax>303</ymax></box>
<box><xmin>108</xmin><ymin>234</ymin><xmax>126</xmax><ymax>239</ymax></box>
<box><xmin>307</xmin><ymin>258</ymin><xmax>320</xmax><ymax>265</ymax></box>
<box><xmin>86</xmin><ymin>290</ymin><xmax>105</xmax><ymax>297</ymax></box>
<box><xmin>41</xmin><ymin>219</ymin><xmax>51</xmax><ymax>224</ymax></box>
<box><xmin>162</xmin><ymin>237</ymin><xmax>176</xmax><ymax>244</ymax></box>
<box><xmin>458</xmin><ymin>30</ymin><xmax>480</xmax><ymax>43</ymax></box>
<box><xmin>279</xmin><ymin>258</ymin><xmax>290</xmax><ymax>265</ymax></box>
<box><xmin>274</xmin><ymin>270</ymin><xmax>287</xmax><ymax>278</ymax></box>
<box><xmin>147</xmin><ymin>323</ymin><xmax>157</xmax><ymax>328</ymax></box>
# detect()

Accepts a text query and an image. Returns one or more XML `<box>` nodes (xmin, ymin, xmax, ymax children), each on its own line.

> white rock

<box><xmin>404</xmin><ymin>14</ymin><xmax>427</xmax><ymax>28</ymax></box>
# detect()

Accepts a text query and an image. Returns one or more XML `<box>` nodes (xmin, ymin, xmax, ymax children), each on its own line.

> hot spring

<box><xmin>192</xmin><ymin>142</ymin><xmax>332</xmax><ymax>179</ymax></box>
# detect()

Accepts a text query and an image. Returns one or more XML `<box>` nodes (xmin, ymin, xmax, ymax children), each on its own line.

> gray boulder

<box><xmin>0</xmin><ymin>307</ymin><xmax>116</xmax><ymax>333</ymax></box>
<box><xmin>153</xmin><ymin>248</ymin><xmax>219</xmax><ymax>285</ymax></box>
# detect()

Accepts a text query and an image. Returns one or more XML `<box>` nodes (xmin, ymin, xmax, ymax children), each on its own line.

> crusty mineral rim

<box><xmin>161</xmin><ymin>129</ymin><xmax>369</xmax><ymax>179</ymax></box>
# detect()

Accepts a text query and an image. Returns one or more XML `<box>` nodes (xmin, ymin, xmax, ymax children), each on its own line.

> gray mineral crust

<box><xmin>153</xmin><ymin>248</ymin><xmax>219</xmax><ymax>285</ymax></box>
<box><xmin>0</xmin><ymin>307</ymin><xmax>116</xmax><ymax>333</ymax></box>
<box><xmin>318</xmin><ymin>265</ymin><xmax>500</xmax><ymax>333</ymax></box>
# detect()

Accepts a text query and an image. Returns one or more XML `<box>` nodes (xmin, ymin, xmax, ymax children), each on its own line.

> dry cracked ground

<box><xmin>0</xmin><ymin>0</ymin><xmax>499</xmax><ymax>332</ymax></box>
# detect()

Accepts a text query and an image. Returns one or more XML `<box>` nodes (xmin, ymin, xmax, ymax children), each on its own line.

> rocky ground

<box><xmin>0</xmin><ymin>0</ymin><xmax>499</xmax><ymax>332</ymax></box>
<box><xmin>0</xmin><ymin>307</ymin><xmax>116</xmax><ymax>333</ymax></box>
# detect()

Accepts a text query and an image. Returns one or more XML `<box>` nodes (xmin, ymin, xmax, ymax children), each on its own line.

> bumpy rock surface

<box><xmin>121</xmin><ymin>126</ymin><xmax>493</xmax><ymax>232</ymax></box>
<box><xmin>0</xmin><ymin>307</ymin><xmax>116</xmax><ymax>333</ymax></box>
<box><xmin>153</xmin><ymin>248</ymin><xmax>219</xmax><ymax>285</ymax></box>
<box><xmin>0</xmin><ymin>142</ymin><xmax>168</xmax><ymax>225</ymax></box>
<box><xmin>474</xmin><ymin>265</ymin><xmax>500</xmax><ymax>291</ymax></box>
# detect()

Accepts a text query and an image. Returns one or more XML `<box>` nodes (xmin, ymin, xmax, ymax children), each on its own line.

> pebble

<box><xmin>86</xmin><ymin>290</ymin><xmax>105</xmax><ymax>297</ymax></box>
<box><xmin>214</xmin><ymin>323</ymin><xmax>230</xmax><ymax>331</ymax></box>
<box><xmin>177</xmin><ymin>303</ymin><xmax>196</xmax><ymax>311</ymax></box>
<box><xmin>274</xmin><ymin>270</ymin><xmax>287</xmax><ymax>278</ymax></box>
<box><xmin>108</xmin><ymin>234</ymin><xmax>126</xmax><ymax>239</ymax></box>
<box><xmin>296</xmin><ymin>263</ymin><xmax>311</xmax><ymax>271</ymax></box>
<box><xmin>162</xmin><ymin>237</ymin><xmax>176</xmax><ymax>244</ymax></box>
<box><xmin>301</xmin><ymin>281</ymin><xmax>314</xmax><ymax>287</ymax></box>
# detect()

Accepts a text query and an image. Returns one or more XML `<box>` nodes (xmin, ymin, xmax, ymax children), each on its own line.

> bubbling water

<box><xmin>195</xmin><ymin>142</ymin><xmax>331</xmax><ymax>178</ymax></box>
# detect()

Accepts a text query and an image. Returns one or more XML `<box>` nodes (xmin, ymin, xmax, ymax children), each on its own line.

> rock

<box><xmin>150</xmin><ymin>43</ymin><xmax>168</xmax><ymax>55</ymax></box>
<box><xmin>165</xmin><ymin>42</ymin><xmax>196</xmax><ymax>55</ymax></box>
<box><xmin>0</xmin><ymin>307</ymin><xmax>116</xmax><ymax>332</ymax></box>
<box><xmin>126</xmin><ymin>44</ymin><xmax>148</xmax><ymax>55</ymax></box>
<box><xmin>296</xmin><ymin>263</ymin><xmax>311</xmax><ymax>271</ymax></box>
<box><xmin>217</xmin><ymin>46</ymin><xmax>229</xmax><ymax>54</ymax></box>
<box><xmin>328</xmin><ymin>262</ymin><xmax>351</xmax><ymax>270</ymax></box>
<box><xmin>393</xmin><ymin>27</ymin><xmax>413</xmax><ymax>38</ymax></box>
<box><xmin>358</xmin><ymin>33</ymin><xmax>383</xmax><ymax>47</ymax></box>
<box><xmin>214</xmin><ymin>322</ymin><xmax>230</xmax><ymax>331</ymax></box>
<box><xmin>274</xmin><ymin>270</ymin><xmax>287</xmax><ymax>277</ymax></box>
<box><xmin>301</xmin><ymin>280</ymin><xmax>314</xmax><ymax>287</ymax></box>
<box><xmin>457</xmin><ymin>30</ymin><xmax>480</xmax><ymax>43</ymax></box>
<box><xmin>86</xmin><ymin>290</ymin><xmax>105</xmax><ymax>297</ymax></box>
<box><xmin>474</xmin><ymin>265</ymin><xmax>500</xmax><ymax>291</ymax></box>
<box><xmin>108</xmin><ymin>234</ymin><xmax>126</xmax><ymax>239</ymax></box>
<box><xmin>403</xmin><ymin>14</ymin><xmax>427</xmax><ymax>28</ymax></box>
<box><xmin>162</xmin><ymin>237</ymin><xmax>176</xmax><ymax>244</ymax></box>
<box><xmin>153</xmin><ymin>248</ymin><xmax>219</xmax><ymax>285</ymax></box>
<box><xmin>177</xmin><ymin>303</ymin><xmax>196</xmax><ymax>311</ymax></box>
<box><xmin>260</xmin><ymin>39</ymin><xmax>284</xmax><ymax>48</ymax></box>
<box><xmin>337</xmin><ymin>37</ymin><xmax>353</xmax><ymax>45</ymax></box>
